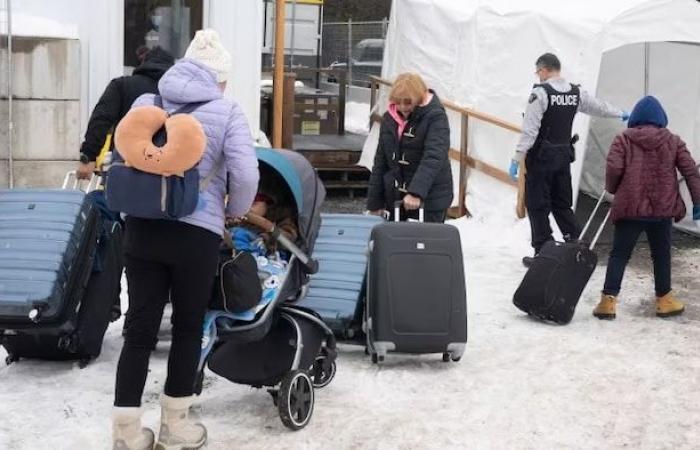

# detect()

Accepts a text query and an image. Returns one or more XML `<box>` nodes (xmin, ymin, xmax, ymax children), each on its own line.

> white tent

<box><xmin>367</xmin><ymin>0</ymin><xmax>700</xmax><ymax>232</ymax></box>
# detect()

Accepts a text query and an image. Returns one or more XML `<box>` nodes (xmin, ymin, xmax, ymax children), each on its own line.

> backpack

<box><xmin>105</xmin><ymin>96</ymin><xmax>222</xmax><ymax>219</ymax></box>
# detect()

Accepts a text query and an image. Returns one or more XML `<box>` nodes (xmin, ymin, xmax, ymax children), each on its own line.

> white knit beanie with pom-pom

<box><xmin>184</xmin><ymin>29</ymin><xmax>232</xmax><ymax>83</ymax></box>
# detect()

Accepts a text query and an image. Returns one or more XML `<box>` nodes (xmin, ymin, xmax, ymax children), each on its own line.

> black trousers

<box><xmin>603</xmin><ymin>219</ymin><xmax>672</xmax><ymax>297</ymax></box>
<box><xmin>525</xmin><ymin>147</ymin><xmax>581</xmax><ymax>253</ymax></box>
<box><xmin>114</xmin><ymin>217</ymin><xmax>220</xmax><ymax>407</ymax></box>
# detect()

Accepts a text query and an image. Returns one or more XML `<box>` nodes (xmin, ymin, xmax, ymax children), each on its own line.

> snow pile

<box><xmin>1</xmin><ymin>172</ymin><xmax>699</xmax><ymax>449</ymax></box>
<box><xmin>0</xmin><ymin>12</ymin><xmax>78</xmax><ymax>39</ymax></box>
<box><xmin>344</xmin><ymin>101</ymin><xmax>370</xmax><ymax>136</ymax></box>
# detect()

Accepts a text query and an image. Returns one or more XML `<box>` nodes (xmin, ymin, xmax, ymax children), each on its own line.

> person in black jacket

<box><xmin>77</xmin><ymin>47</ymin><xmax>174</xmax><ymax>179</ymax></box>
<box><xmin>367</xmin><ymin>72</ymin><xmax>453</xmax><ymax>222</ymax></box>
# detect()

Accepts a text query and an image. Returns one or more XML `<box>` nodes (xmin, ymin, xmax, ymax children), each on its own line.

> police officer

<box><xmin>509</xmin><ymin>53</ymin><xmax>628</xmax><ymax>267</ymax></box>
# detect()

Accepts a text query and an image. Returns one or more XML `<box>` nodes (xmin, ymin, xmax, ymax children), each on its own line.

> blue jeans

<box><xmin>603</xmin><ymin>219</ymin><xmax>672</xmax><ymax>297</ymax></box>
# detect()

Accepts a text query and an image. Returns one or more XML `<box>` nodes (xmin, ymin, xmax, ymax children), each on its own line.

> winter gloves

<box><xmin>509</xmin><ymin>159</ymin><xmax>520</xmax><ymax>181</ymax></box>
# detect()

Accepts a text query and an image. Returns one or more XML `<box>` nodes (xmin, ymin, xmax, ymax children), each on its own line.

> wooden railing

<box><xmin>369</xmin><ymin>75</ymin><xmax>526</xmax><ymax>219</ymax></box>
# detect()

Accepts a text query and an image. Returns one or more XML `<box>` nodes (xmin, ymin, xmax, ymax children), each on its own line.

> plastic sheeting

<box><xmin>366</xmin><ymin>0</ymin><xmax>700</xmax><ymax>232</ymax></box>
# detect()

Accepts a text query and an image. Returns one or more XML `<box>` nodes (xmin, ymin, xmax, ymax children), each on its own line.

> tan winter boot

<box><xmin>112</xmin><ymin>407</ymin><xmax>155</xmax><ymax>450</ymax></box>
<box><xmin>656</xmin><ymin>292</ymin><xmax>685</xmax><ymax>318</ymax></box>
<box><xmin>593</xmin><ymin>294</ymin><xmax>617</xmax><ymax>320</ymax></box>
<box><xmin>155</xmin><ymin>394</ymin><xmax>207</xmax><ymax>450</ymax></box>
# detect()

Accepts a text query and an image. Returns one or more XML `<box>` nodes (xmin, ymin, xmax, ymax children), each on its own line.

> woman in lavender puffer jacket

<box><xmin>111</xmin><ymin>30</ymin><xmax>259</xmax><ymax>450</ymax></box>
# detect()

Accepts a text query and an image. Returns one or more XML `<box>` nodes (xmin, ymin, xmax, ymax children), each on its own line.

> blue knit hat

<box><xmin>628</xmin><ymin>95</ymin><xmax>668</xmax><ymax>129</ymax></box>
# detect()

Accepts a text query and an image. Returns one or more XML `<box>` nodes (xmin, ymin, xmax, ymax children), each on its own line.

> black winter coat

<box><xmin>79</xmin><ymin>47</ymin><xmax>174</xmax><ymax>161</ymax></box>
<box><xmin>367</xmin><ymin>92</ymin><xmax>453</xmax><ymax>212</ymax></box>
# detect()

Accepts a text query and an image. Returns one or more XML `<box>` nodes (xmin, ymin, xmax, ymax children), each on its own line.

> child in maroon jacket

<box><xmin>593</xmin><ymin>95</ymin><xmax>700</xmax><ymax>320</ymax></box>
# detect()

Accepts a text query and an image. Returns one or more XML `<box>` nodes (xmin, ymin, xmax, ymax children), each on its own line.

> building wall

<box><xmin>0</xmin><ymin>38</ymin><xmax>81</xmax><ymax>187</ymax></box>
<box><xmin>2</xmin><ymin>0</ymin><xmax>263</xmax><ymax>187</ymax></box>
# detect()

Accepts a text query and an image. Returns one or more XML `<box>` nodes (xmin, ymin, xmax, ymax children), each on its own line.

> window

<box><xmin>124</xmin><ymin>0</ymin><xmax>203</xmax><ymax>68</ymax></box>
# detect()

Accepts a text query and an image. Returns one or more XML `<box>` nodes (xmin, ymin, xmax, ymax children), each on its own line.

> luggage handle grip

<box><xmin>393</xmin><ymin>200</ymin><xmax>425</xmax><ymax>223</ymax></box>
<box><xmin>578</xmin><ymin>190</ymin><xmax>612</xmax><ymax>251</ymax></box>
<box><xmin>62</xmin><ymin>170</ymin><xmax>101</xmax><ymax>192</ymax></box>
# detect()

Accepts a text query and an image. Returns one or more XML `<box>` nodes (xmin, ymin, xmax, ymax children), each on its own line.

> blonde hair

<box><xmin>389</xmin><ymin>73</ymin><xmax>428</xmax><ymax>105</ymax></box>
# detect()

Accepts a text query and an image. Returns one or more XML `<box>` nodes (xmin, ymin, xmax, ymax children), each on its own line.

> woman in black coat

<box><xmin>366</xmin><ymin>73</ymin><xmax>453</xmax><ymax>222</ymax></box>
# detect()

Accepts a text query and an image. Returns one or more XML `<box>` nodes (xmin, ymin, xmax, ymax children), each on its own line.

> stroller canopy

<box><xmin>255</xmin><ymin>148</ymin><xmax>326</xmax><ymax>250</ymax></box>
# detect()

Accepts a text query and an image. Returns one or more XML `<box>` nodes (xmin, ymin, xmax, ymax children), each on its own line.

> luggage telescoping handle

<box><xmin>62</xmin><ymin>170</ymin><xmax>101</xmax><ymax>192</ymax></box>
<box><xmin>243</xmin><ymin>212</ymin><xmax>319</xmax><ymax>274</ymax></box>
<box><xmin>393</xmin><ymin>200</ymin><xmax>424</xmax><ymax>223</ymax></box>
<box><xmin>578</xmin><ymin>190</ymin><xmax>612</xmax><ymax>251</ymax></box>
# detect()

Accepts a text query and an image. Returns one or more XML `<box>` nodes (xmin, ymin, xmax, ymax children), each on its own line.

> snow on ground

<box><xmin>1</xmin><ymin>171</ymin><xmax>699</xmax><ymax>449</ymax></box>
<box><xmin>344</xmin><ymin>101</ymin><xmax>371</xmax><ymax>136</ymax></box>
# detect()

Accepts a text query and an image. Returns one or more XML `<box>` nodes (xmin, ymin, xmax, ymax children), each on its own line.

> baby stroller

<box><xmin>196</xmin><ymin>148</ymin><xmax>337</xmax><ymax>431</ymax></box>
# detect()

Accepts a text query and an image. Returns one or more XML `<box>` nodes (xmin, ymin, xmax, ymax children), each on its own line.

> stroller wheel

<box><xmin>311</xmin><ymin>356</ymin><xmax>336</xmax><ymax>389</ymax></box>
<box><xmin>278</xmin><ymin>370</ymin><xmax>314</xmax><ymax>431</ymax></box>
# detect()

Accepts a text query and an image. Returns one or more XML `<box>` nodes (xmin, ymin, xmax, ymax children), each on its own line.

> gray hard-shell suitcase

<box><xmin>366</xmin><ymin>204</ymin><xmax>467</xmax><ymax>363</ymax></box>
<box><xmin>0</xmin><ymin>174</ymin><xmax>109</xmax><ymax>365</ymax></box>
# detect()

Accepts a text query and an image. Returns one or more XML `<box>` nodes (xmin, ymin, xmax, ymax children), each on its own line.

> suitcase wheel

<box><xmin>78</xmin><ymin>357</ymin><xmax>91</xmax><ymax>369</ymax></box>
<box><xmin>278</xmin><ymin>370</ymin><xmax>314</xmax><ymax>431</ymax></box>
<box><xmin>371</xmin><ymin>353</ymin><xmax>384</xmax><ymax>364</ymax></box>
<box><xmin>57</xmin><ymin>334</ymin><xmax>79</xmax><ymax>353</ymax></box>
<box><xmin>5</xmin><ymin>354</ymin><xmax>19</xmax><ymax>366</ymax></box>
<box><xmin>310</xmin><ymin>356</ymin><xmax>336</xmax><ymax>389</ymax></box>
<box><xmin>442</xmin><ymin>352</ymin><xmax>461</xmax><ymax>363</ymax></box>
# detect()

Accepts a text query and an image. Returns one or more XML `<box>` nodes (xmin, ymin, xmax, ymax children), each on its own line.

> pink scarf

<box><xmin>387</xmin><ymin>93</ymin><xmax>433</xmax><ymax>140</ymax></box>
<box><xmin>388</xmin><ymin>103</ymin><xmax>408</xmax><ymax>140</ymax></box>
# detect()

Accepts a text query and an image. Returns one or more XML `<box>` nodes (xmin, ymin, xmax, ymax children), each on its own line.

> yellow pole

<box><xmin>273</xmin><ymin>0</ymin><xmax>286</xmax><ymax>148</ymax></box>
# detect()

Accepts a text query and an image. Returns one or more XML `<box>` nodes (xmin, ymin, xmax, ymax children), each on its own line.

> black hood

<box><xmin>133</xmin><ymin>47</ymin><xmax>175</xmax><ymax>81</ymax></box>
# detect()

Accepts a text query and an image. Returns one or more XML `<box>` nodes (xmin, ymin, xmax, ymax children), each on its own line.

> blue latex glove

<box><xmin>693</xmin><ymin>205</ymin><xmax>700</xmax><ymax>221</ymax></box>
<box><xmin>508</xmin><ymin>159</ymin><xmax>520</xmax><ymax>181</ymax></box>
<box><xmin>621</xmin><ymin>111</ymin><xmax>630</xmax><ymax>121</ymax></box>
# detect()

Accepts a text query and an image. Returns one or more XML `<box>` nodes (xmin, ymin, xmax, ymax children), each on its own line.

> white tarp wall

<box><xmin>583</xmin><ymin>42</ymin><xmax>700</xmax><ymax>233</ymax></box>
<box><xmin>364</xmin><ymin>0</ymin><xmax>700</xmax><ymax>229</ymax></box>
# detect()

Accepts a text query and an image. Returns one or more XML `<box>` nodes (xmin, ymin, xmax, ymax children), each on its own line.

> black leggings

<box><xmin>603</xmin><ymin>219</ymin><xmax>672</xmax><ymax>297</ymax></box>
<box><xmin>114</xmin><ymin>218</ymin><xmax>220</xmax><ymax>407</ymax></box>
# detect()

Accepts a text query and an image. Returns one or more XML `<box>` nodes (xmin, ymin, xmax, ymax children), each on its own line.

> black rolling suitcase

<box><xmin>366</xmin><ymin>203</ymin><xmax>467</xmax><ymax>363</ymax></box>
<box><xmin>513</xmin><ymin>191</ymin><xmax>611</xmax><ymax>324</ymax></box>
<box><xmin>0</xmin><ymin>173</ymin><xmax>118</xmax><ymax>366</ymax></box>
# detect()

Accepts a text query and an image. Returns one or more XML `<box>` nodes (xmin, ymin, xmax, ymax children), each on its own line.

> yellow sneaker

<box><xmin>593</xmin><ymin>294</ymin><xmax>617</xmax><ymax>320</ymax></box>
<box><xmin>656</xmin><ymin>292</ymin><xmax>685</xmax><ymax>318</ymax></box>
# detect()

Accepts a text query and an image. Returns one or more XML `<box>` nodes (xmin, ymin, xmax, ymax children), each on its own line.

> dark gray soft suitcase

<box><xmin>512</xmin><ymin>191</ymin><xmax>611</xmax><ymax>324</ymax></box>
<box><xmin>0</xmin><ymin>177</ymin><xmax>111</xmax><ymax>365</ymax></box>
<box><xmin>366</xmin><ymin>205</ymin><xmax>467</xmax><ymax>363</ymax></box>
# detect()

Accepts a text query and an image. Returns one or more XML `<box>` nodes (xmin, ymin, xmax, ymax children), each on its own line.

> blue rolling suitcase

<box><xmin>296</xmin><ymin>214</ymin><xmax>381</xmax><ymax>339</ymax></box>
<box><xmin>0</xmin><ymin>184</ymin><xmax>112</xmax><ymax>365</ymax></box>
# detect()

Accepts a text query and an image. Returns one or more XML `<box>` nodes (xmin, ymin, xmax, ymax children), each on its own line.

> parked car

<box><xmin>328</xmin><ymin>38</ymin><xmax>384</xmax><ymax>87</ymax></box>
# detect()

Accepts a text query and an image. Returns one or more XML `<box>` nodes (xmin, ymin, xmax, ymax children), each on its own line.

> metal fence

<box><xmin>322</xmin><ymin>19</ymin><xmax>388</xmax><ymax>87</ymax></box>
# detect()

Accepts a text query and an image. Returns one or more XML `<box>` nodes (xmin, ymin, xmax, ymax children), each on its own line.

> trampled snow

<box><xmin>1</xmin><ymin>171</ymin><xmax>699</xmax><ymax>449</ymax></box>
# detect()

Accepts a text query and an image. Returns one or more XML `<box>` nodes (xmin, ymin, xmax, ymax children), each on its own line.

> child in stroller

<box><xmin>196</xmin><ymin>148</ymin><xmax>336</xmax><ymax>431</ymax></box>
